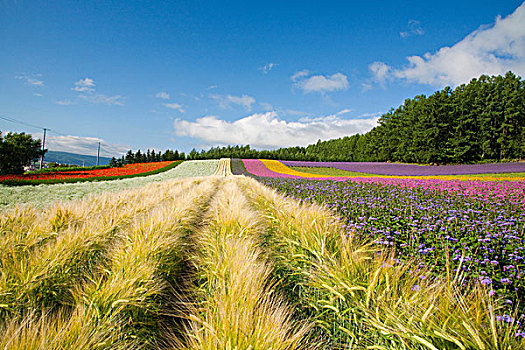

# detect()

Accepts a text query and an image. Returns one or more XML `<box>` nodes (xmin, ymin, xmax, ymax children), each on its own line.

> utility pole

<box><xmin>39</xmin><ymin>128</ymin><xmax>47</xmax><ymax>170</ymax></box>
<box><xmin>96</xmin><ymin>142</ymin><xmax>101</xmax><ymax>166</ymax></box>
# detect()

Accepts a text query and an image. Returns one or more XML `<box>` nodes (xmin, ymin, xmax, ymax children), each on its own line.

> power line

<box><xmin>0</xmin><ymin>114</ymin><xmax>67</xmax><ymax>136</ymax></box>
<box><xmin>0</xmin><ymin>114</ymin><xmax>48</xmax><ymax>131</ymax></box>
<box><xmin>1</xmin><ymin>113</ymin><xmax>129</xmax><ymax>157</ymax></box>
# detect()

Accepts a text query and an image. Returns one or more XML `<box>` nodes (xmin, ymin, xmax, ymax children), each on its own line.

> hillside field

<box><xmin>1</xmin><ymin>159</ymin><xmax>524</xmax><ymax>349</ymax></box>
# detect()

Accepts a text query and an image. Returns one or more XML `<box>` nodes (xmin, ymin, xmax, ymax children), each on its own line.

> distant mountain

<box><xmin>44</xmin><ymin>150</ymin><xmax>114</xmax><ymax>167</ymax></box>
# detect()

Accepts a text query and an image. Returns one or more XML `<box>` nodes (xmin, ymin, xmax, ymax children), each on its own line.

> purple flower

<box><xmin>479</xmin><ymin>277</ymin><xmax>492</xmax><ymax>286</ymax></box>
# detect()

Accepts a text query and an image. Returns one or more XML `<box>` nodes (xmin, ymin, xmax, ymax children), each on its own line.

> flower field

<box><xmin>241</xmin><ymin>159</ymin><xmax>525</xmax><ymax>206</ymax></box>
<box><xmin>0</xmin><ymin>159</ymin><xmax>219</xmax><ymax>210</ymax></box>
<box><xmin>236</xmin><ymin>159</ymin><xmax>525</xmax><ymax>317</ymax></box>
<box><xmin>282</xmin><ymin>160</ymin><xmax>525</xmax><ymax>176</ymax></box>
<box><xmin>1</xmin><ymin>175</ymin><xmax>523</xmax><ymax>348</ymax></box>
<box><xmin>0</xmin><ymin>161</ymin><xmax>179</xmax><ymax>185</ymax></box>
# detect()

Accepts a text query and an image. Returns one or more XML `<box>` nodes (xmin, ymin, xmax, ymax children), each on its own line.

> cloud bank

<box><xmin>15</xmin><ymin>73</ymin><xmax>44</xmax><ymax>87</ymax></box>
<box><xmin>292</xmin><ymin>71</ymin><xmax>349</xmax><ymax>94</ymax></box>
<box><xmin>371</xmin><ymin>2</ymin><xmax>525</xmax><ymax>87</ymax></box>
<box><xmin>211</xmin><ymin>94</ymin><xmax>256</xmax><ymax>111</ymax></box>
<box><xmin>173</xmin><ymin>111</ymin><xmax>379</xmax><ymax>148</ymax></box>
<box><xmin>400</xmin><ymin>20</ymin><xmax>424</xmax><ymax>38</ymax></box>
<box><xmin>31</xmin><ymin>133</ymin><xmax>129</xmax><ymax>157</ymax></box>
<box><xmin>163</xmin><ymin>103</ymin><xmax>185</xmax><ymax>113</ymax></box>
<box><xmin>155</xmin><ymin>91</ymin><xmax>170</xmax><ymax>99</ymax></box>
<box><xmin>68</xmin><ymin>78</ymin><xmax>125</xmax><ymax>106</ymax></box>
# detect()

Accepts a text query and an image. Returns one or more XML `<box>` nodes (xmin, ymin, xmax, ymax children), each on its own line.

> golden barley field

<box><xmin>1</xmin><ymin>162</ymin><xmax>523</xmax><ymax>349</ymax></box>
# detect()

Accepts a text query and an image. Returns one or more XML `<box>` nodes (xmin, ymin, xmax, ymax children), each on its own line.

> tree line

<box><xmin>185</xmin><ymin>72</ymin><xmax>525</xmax><ymax>164</ymax></box>
<box><xmin>109</xmin><ymin>149</ymin><xmax>186</xmax><ymax>167</ymax></box>
<box><xmin>3</xmin><ymin>72</ymin><xmax>523</xmax><ymax>175</ymax></box>
<box><xmin>120</xmin><ymin>72</ymin><xmax>524</xmax><ymax>165</ymax></box>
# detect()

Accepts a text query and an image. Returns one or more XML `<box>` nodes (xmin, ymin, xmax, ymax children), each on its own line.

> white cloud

<box><xmin>259</xmin><ymin>62</ymin><xmax>277</xmax><ymax>74</ymax></box>
<box><xmin>211</xmin><ymin>94</ymin><xmax>256</xmax><ymax>111</ymax></box>
<box><xmin>290</xmin><ymin>70</ymin><xmax>310</xmax><ymax>82</ymax></box>
<box><xmin>156</xmin><ymin>91</ymin><xmax>170</xmax><ymax>99</ymax></box>
<box><xmin>375</xmin><ymin>3</ymin><xmax>525</xmax><ymax>87</ymax></box>
<box><xmin>360</xmin><ymin>82</ymin><xmax>373</xmax><ymax>92</ymax></box>
<box><xmin>33</xmin><ymin>93</ymin><xmax>43</xmax><ymax>97</ymax></box>
<box><xmin>369</xmin><ymin>61</ymin><xmax>391</xmax><ymax>83</ymax></box>
<box><xmin>69</xmin><ymin>77</ymin><xmax>125</xmax><ymax>106</ymax></box>
<box><xmin>336</xmin><ymin>109</ymin><xmax>352</xmax><ymax>115</ymax></box>
<box><xmin>72</xmin><ymin>78</ymin><xmax>95</xmax><ymax>93</ymax></box>
<box><xmin>226</xmin><ymin>94</ymin><xmax>255</xmax><ymax>110</ymax></box>
<box><xmin>31</xmin><ymin>133</ymin><xmax>129</xmax><ymax>157</ymax></box>
<box><xmin>56</xmin><ymin>99</ymin><xmax>75</xmax><ymax>106</ymax></box>
<box><xmin>400</xmin><ymin>20</ymin><xmax>424</xmax><ymax>38</ymax></box>
<box><xmin>163</xmin><ymin>103</ymin><xmax>185</xmax><ymax>113</ymax></box>
<box><xmin>283</xmin><ymin>109</ymin><xmax>311</xmax><ymax>117</ymax></box>
<box><xmin>79</xmin><ymin>94</ymin><xmax>125</xmax><ymax>106</ymax></box>
<box><xmin>15</xmin><ymin>73</ymin><xmax>44</xmax><ymax>87</ymax></box>
<box><xmin>259</xmin><ymin>102</ymin><xmax>274</xmax><ymax>111</ymax></box>
<box><xmin>173</xmin><ymin>111</ymin><xmax>379</xmax><ymax>148</ymax></box>
<box><xmin>293</xmin><ymin>72</ymin><xmax>349</xmax><ymax>94</ymax></box>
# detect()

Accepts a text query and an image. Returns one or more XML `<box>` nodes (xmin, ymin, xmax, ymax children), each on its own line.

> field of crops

<box><xmin>0</xmin><ymin>161</ymin><xmax>180</xmax><ymax>186</ymax></box>
<box><xmin>0</xmin><ymin>160</ymin><xmax>218</xmax><ymax>210</ymax></box>
<box><xmin>1</xmin><ymin>159</ymin><xmax>524</xmax><ymax>348</ymax></box>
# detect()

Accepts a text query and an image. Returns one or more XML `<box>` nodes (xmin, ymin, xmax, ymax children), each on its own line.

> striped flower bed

<box><xmin>0</xmin><ymin>161</ymin><xmax>180</xmax><ymax>185</ymax></box>
<box><xmin>242</xmin><ymin>159</ymin><xmax>525</xmax><ymax>207</ymax></box>
<box><xmin>282</xmin><ymin>160</ymin><xmax>525</xmax><ymax>176</ymax></box>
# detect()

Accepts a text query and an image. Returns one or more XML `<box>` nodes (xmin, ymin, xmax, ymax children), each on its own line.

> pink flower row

<box><xmin>242</xmin><ymin>159</ymin><xmax>525</xmax><ymax>207</ymax></box>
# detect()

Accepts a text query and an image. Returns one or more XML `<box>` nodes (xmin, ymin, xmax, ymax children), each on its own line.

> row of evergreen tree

<box><xmin>109</xmin><ymin>149</ymin><xmax>186</xmax><ymax>166</ymax></box>
<box><xmin>190</xmin><ymin>72</ymin><xmax>524</xmax><ymax>164</ymax></box>
<box><xmin>112</xmin><ymin>72</ymin><xmax>524</xmax><ymax>165</ymax></box>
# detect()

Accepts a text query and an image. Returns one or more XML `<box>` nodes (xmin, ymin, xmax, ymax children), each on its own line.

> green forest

<box><xmin>120</xmin><ymin>72</ymin><xmax>524</xmax><ymax>165</ymax></box>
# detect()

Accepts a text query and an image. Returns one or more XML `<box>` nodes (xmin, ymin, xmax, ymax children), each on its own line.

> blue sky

<box><xmin>1</xmin><ymin>0</ymin><xmax>524</xmax><ymax>157</ymax></box>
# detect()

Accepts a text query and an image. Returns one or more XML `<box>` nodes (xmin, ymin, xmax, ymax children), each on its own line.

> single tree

<box><xmin>0</xmin><ymin>131</ymin><xmax>45</xmax><ymax>175</ymax></box>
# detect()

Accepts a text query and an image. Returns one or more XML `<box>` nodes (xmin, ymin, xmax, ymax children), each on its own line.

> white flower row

<box><xmin>0</xmin><ymin>160</ymin><xmax>219</xmax><ymax>210</ymax></box>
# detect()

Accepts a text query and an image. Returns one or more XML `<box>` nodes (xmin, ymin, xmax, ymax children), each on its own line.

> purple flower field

<box><xmin>260</xmin><ymin>176</ymin><xmax>525</xmax><ymax>318</ymax></box>
<box><xmin>282</xmin><ymin>160</ymin><xmax>525</xmax><ymax>176</ymax></box>
<box><xmin>242</xmin><ymin>159</ymin><xmax>525</xmax><ymax>207</ymax></box>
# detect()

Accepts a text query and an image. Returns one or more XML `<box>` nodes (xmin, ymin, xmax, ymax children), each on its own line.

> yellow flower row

<box><xmin>260</xmin><ymin>160</ymin><xmax>525</xmax><ymax>182</ymax></box>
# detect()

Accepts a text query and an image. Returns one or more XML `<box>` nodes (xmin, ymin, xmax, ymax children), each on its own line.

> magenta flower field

<box><xmin>234</xmin><ymin>158</ymin><xmax>525</xmax><ymax>322</ymax></box>
<box><xmin>282</xmin><ymin>160</ymin><xmax>525</xmax><ymax>176</ymax></box>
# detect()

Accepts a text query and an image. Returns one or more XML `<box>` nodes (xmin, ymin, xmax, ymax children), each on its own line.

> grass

<box><xmin>1</xmin><ymin>174</ymin><xmax>522</xmax><ymax>349</ymax></box>
<box><xmin>176</xmin><ymin>177</ymin><xmax>311</xmax><ymax>349</ymax></box>
<box><xmin>0</xmin><ymin>177</ymin><xmax>220</xmax><ymax>348</ymax></box>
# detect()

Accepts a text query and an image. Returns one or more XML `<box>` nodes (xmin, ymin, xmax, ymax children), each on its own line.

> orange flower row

<box><xmin>0</xmin><ymin>161</ymin><xmax>176</xmax><ymax>182</ymax></box>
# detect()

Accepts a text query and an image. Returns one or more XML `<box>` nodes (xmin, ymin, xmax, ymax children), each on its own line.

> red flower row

<box><xmin>0</xmin><ymin>161</ymin><xmax>175</xmax><ymax>182</ymax></box>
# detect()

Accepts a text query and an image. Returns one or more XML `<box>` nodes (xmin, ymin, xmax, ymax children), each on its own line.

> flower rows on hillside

<box><xmin>259</xmin><ymin>175</ymin><xmax>525</xmax><ymax>318</ymax></box>
<box><xmin>282</xmin><ymin>160</ymin><xmax>525</xmax><ymax>176</ymax></box>
<box><xmin>0</xmin><ymin>160</ymin><xmax>220</xmax><ymax>210</ymax></box>
<box><xmin>242</xmin><ymin>159</ymin><xmax>525</xmax><ymax>207</ymax></box>
<box><xmin>0</xmin><ymin>161</ymin><xmax>179</xmax><ymax>185</ymax></box>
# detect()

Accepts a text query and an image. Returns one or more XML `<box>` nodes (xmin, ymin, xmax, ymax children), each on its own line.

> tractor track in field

<box><xmin>212</xmin><ymin>158</ymin><xmax>233</xmax><ymax>176</ymax></box>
